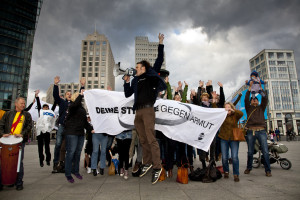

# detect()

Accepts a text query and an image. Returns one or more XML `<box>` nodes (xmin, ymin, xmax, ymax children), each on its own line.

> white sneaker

<box><xmin>97</xmin><ymin>169</ymin><xmax>100</xmax><ymax>174</ymax></box>
<box><xmin>87</xmin><ymin>167</ymin><xmax>91</xmax><ymax>174</ymax></box>
<box><xmin>124</xmin><ymin>170</ymin><xmax>129</xmax><ymax>180</ymax></box>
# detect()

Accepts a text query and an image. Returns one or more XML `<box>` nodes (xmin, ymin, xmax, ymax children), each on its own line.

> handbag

<box><xmin>158</xmin><ymin>166</ymin><xmax>166</xmax><ymax>181</ymax></box>
<box><xmin>176</xmin><ymin>163</ymin><xmax>188</xmax><ymax>184</ymax></box>
<box><xmin>232</xmin><ymin>108</ymin><xmax>257</xmax><ymax>141</ymax></box>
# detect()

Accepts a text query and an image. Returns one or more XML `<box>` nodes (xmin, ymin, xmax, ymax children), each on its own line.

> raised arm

<box><xmin>123</xmin><ymin>76</ymin><xmax>134</xmax><ymax>98</ymax></box>
<box><xmin>53</xmin><ymin>76</ymin><xmax>62</xmax><ymax>104</ymax></box>
<box><xmin>233</xmin><ymin>93</ymin><xmax>242</xmax><ymax>106</ymax></box>
<box><xmin>165</xmin><ymin>77</ymin><xmax>173</xmax><ymax>100</ymax></box>
<box><xmin>153</xmin><ymin>33</ymin><xmax>164</xmax><ymax>73</ymax></box>
<box><xmin>206</xmin><ymin>80</ymin><xmax>213</xmax><ymax>99</ymax></box>
<box><xmin>181</xmin><ymin>81</ymin><xmax>188</xmax><ymax>103</ymax></box>
<box><xmin>218</xmin><ymin>82</ymin><xmax>225</xmax><ymax>106</ymax></box>
<box><xmin>260</xmin><ymin>89</ymin><xmax>268</xmax><ymax>111</ymax></box>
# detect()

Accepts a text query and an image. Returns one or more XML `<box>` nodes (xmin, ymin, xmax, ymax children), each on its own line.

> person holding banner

<box><xmin>123</xmin><ymin>33</ymin><xmax>166</xmax><ymax>184</ymax></box>
<box><xmin>0</xmin><ymin>97</ymin><xmax>32</xmax><ymax>191</ymax></box>
<box><xmin>244</xmin><ymin>82</ymin><xmax>271</xmax><ymax>177</ymax></box>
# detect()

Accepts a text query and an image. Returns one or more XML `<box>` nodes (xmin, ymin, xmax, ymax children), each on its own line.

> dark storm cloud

<box><xmin>28</xmin><ymin>0</ymin><xmax>300</xmax><ymax>101</ymax></box>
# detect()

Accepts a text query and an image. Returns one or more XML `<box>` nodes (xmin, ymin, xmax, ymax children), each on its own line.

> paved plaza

<box><xmin>0</xmin><ymin>140</ymin><xmax>299</xmax><ymax>200</ymax></box>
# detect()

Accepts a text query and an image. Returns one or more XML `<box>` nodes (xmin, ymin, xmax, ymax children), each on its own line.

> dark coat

<box><xmin>124</xmin><ymin>44</ymin><xmax>167</xmax><ymax>110</ymax></box>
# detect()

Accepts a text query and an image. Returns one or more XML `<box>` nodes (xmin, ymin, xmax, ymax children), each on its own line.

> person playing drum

<box><xmin>0</xmin><ymin>97</ymin><xmax>32</xmax><ymax>191</ymax></box>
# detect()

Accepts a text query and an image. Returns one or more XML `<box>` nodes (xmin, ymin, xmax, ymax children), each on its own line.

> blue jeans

<box><xmin>91</xmin><ymin>133</ymin><xmax>108</xmax><ymax>169</ymax></box>
<box><xmin>245</xmin><ymin>130</ymin><xmax>271</xmax><ymax>172</ymax></box>
<box><xmin>53</xmin><ymin>125</ymin><xmax>64</xmax><ymax>164</ymax></box>
<box><xmin>220</xmin><ymin>139</ymin><xmax>239</xmax><ymax>175</ymax></box>
<box><xmin>65</xmin><ymin>135</ymin><xmax>84</xmax><ymax>177</ymax></box>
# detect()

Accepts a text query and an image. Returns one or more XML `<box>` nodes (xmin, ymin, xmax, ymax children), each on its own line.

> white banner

<box><xmin>84</xmin><ymin>89</ymin><xmax>227</xmax><ymax>151</ymax></box>
<box><xmin>28</xmin><ymin>100</ymin><xmax>59</xmax><ymax>122</ymax></box>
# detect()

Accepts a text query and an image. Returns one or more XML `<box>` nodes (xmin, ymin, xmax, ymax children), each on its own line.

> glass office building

<box><xmin>0</xmin><ymin>0</ymin><xmax>42</xmax><ymax>110</ymax></box>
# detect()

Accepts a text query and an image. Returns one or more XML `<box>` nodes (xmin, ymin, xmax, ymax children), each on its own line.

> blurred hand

<box><xmin>211</xmin><ymin>91</ymin><xmax>217</xmax><ymax>99</ymax></box>
<box><xmin>54</xmin><ymin>76</ymin><xmax>60</xmax><ymax>85</ymax></box>
<box><xmin>35</xmin><ymin>90</ymin><xmax>40</xmax><ymax>97</ymax></box>
<box><xmin>199</xmin><ymin>80</ymin><xmax>204</xmax><ymax>87</ymax></box>
<box><xmin>91</xmin><ymin>130</ymin><xmax>95</xmax><ymax>134</ymax></box>
<box><xmin>191</xmin><ymin>89</ymin><xmax>196</xmax><ymax>96</ymax></box>
<box><xmin>123</xmin><ymin>75</ymin><xmax>130</xmax><ymax>83</ymax></box>
<box><xmin>217</xmin><ymin>82</ymin><xmax>223</xmax><ymax>87</ymax></box>
<box><xmin>107</xmin><ymin>85</ymin><xmax>112</xmax><ymax>91</ymax></box>
<box><xmin>158</xmin><ymin>33</ymin><xmax>164</xmax><ymax>44</ymax></box>
<box><xmin>178</xmin><ymin>81</ymin><xmax>182</xmax><ymax>90</ymax></box>
<box><xmin>165</xmin><ymin>76</ymin><xmax>169</xmax><ymax>83</ymax></box>
<box><xmin>184</xmin><ymin>81</ymin><xmax>188</xmax><ymax>86</ymax></box>
<box><xmin>3</xmin><ymin>134</ymin><xmax>10</xmax><ymax>137</ymax></box>
<box><xmin>80</xmin><ymin>77</ymin><xmax>86</xmax><ymax>87</ymax></box>
<box><xmin>206</xmin><ymin>80</ymin><xmax>212</xmax><ymax>86</ymax></box>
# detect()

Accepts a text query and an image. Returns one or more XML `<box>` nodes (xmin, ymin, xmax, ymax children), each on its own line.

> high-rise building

<box><xmin>79</xmin><ymin>31</ymin><xmax>115</xmax><ymax>90</ymax></box>
<box><xmin>135</xmin><ymin>36</ymin><xmax>166</xmax><ymax>69</ymax></box>
<box><xmin>0</xmin><ymin>0</ymin><xmax>43</xmax><ymax>110</ymax></box>
<box><xmin>230</xmin><ymin>49</ymin><xmax>300</xmax><ymax>135</ymax></box>
<box><xmin>45</xmin><ymin>83</ymin><xmax>80</xmax><ymax>104</ymax></box>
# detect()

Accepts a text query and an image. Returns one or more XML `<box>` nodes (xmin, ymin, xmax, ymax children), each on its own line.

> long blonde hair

<box><xmin>71</xmin><ymin>92</ymin><xmax>79</xmax><ymax>102</ymax></box>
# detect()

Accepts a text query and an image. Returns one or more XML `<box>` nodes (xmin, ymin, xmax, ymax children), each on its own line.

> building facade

<box><xmin>0</xmin><ymin>0</ymin><xmax>43</xmax><ymax>110</ymax></box>
<box><xmin>45</xmin><ymin>83</ymin><xmax>80</xmax><ymax>104</ymax></box>
<box><xmin>79</xmin><ymin>31</ymin><xmax>115</xmax><ymax>90</ymax></box>
<box><xmin>135</xmin><ymin>36</ymin><xmax>166</xmax><ymax>69</ymax></box>
<box><xmin>231</xmin><ymin>49</ymin><xmax>300</xmax><ymax>135</ymax></box>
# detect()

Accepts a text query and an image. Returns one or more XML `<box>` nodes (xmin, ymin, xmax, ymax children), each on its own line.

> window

<box><xmin>95</xmin><ymin>57</ymin><xmax>99</xmax><ymax>61</ymax></box>
<box><xmin>95</xmin><ymin>62</ymin><xmax>99</xmax><ymax>66</ymax></box>
<box><xmin>82</xmin><ymin>62</ymin><xmax>86</xmax><ymax>66</ymax></box>
<box><xmin>61</xmin><ymin>85</ymin><xmax>65</xmax><ymax>89</ymax></box>
<box><xmin>82</xmin><ymin>57</ymin><xmax>86</xmax><ymax>61</ymax></box>
<box><xmin>94</xmin><ymin>81</ymin><xmax>98</xmax><ymax>84</ymax></box>
<box><xmin>88</xmin><ymin>81</ymin><xmax>92</xmax><ymax>84</ymax></box>
<box><xmin>255</xmin><ymin>57</ymin><xmax>259</xmax><ymax>64</ymax></box>
<box><xmin>278</xmin><ymin>61</ymin><xmax>285</xmax><ymax>65</ymax></box>
<box><xmin>88</xmin><ymin>85</ymin><xmax>91</xmax><ymax>89</ymax></box>
<box><xmin>90</xmin><ymin>41</ymin><xmax>94</xmax><ymax>45</ymax></box>
<box><xmin>84</xmin><ymin>41</ymin><xmax>87</xmax><ymax>45</ymax></box>
<box><xmin>89</xmin><ymin>57</ymin><xmax>93</xmax><ymax>61</ymax></box>
<box><xmin>268</xmin><ymin>52</ymin><xmax>274</xmax><ymax>59</ymax></box>
<box><xmin>251</xmin><ymin>61</ymin><xmax>254</xmax><ymax>67</ymax></box>
<box><xmin>101</xmin><ymin>84</ymin><xmax>105</xmax><ymax>89</ymax></box>
<box><xmin>277</xmin><ymin>52</ymin><xmax>284</xmax><ymax>59</ymax></box>
<box><xmin>256</xmin><ymin>65</ymin><xmax>260</xmax><ymax>71</ymax></box>
<box><xmin>89</xmin><ymin>51</ymin><xmax>93</xmax><ymax>56</ymax></box>
<box><xmin>260</xmin><ymin>54</ymin><xmax>264</xmax><ymax>61</ymax></box>
<box><xmin>89</xmin><ymin>62</ymin><xmax>92</xmax><ymax>66</ymax></box>
<box><xmin>95</xmin><ymin>67</ymin><xmax>99</xmax><ymax>71</ymax></box>
<box><xmin>276</xmin><ymin>113</ymin><xmax>282</xmax><ymax>118</ymax></box>
<box><xmin>94</xmin><ymin>85</ymin><xmax>98</xmax><ymax>88</ymax></box>
<box><xmin>96</xmin><ymin>41</ymin><xmax>100</xmax><ymax>45</ymax></box>
<box><xmin>287</xmin><ymin>61</ymin><xmax>294</xmax><ymax>67</ymax></box>
<box><xmin>296</xmin><ymin>113</ymin><xmax>300</xmax><ymax>118</ymax></box>
<box><xmin>286</xmin><ymin>53</ymin><xmax>292</xmax><ymax>59</ymax></box>
<box><xmin>101</xmin><ymin>62</ymin><xmax>106</xmax><ymax>66</ymax></box>
<box><xmin>88</xmin><ymin>73</ymin><xmax>92</xmax><ymax>77</ymax></box>
<box><xmin>95</xmin><ymin>73</ymin><xmax>98</xmax><ymax>77</ymax></box>
<box><xmin>88</xmin><ymin>67</ymin><xmax>92</xmax><ymax>72</ymax></box>
<box><xmin>96</xmin><ymin>51</ymin><xmax>100</xmax><ymax>56</ymax></box>
<box><xmin>82</xmin><ymin>67</ymin><xmax>86</xmax><ymax>72</ymax></box>
<box><xmin>82</xmin><ymin>73</ymin><xmax>85</xmax><ymax>77</ymax></box>
<box><xmin>269</xmin><ymin>61</ymin><xmax>276</xmax><ymax>65</ymax></box>
<box><xmin>101</xmin><ymin>73</ymin><xmax>105</xmax><ymax>77</ymax></box>
<box><xmin>83</xmin><ymin>52</ymin><xmax>87</xmax><ymax>56</ymax></box>
<box><xmin>89</xmin><ymin>46</ymin><xmax>93</xmax><ymax>51</ymax></box>
<box><xmin>83</xmin><ymin>47</ymin><xmax>87</xmax><ymax>51</ymax></box>
<box><xmin>103</xmin><ymin>41</ymin><xmax>106</xmax><ymax>45</ymax></box>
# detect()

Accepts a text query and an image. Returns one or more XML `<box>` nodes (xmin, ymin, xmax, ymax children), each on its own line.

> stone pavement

<box><xmin>0</xmin><ymin>141</ymin><xmax>299</xmax><ymax>200</ymax></box>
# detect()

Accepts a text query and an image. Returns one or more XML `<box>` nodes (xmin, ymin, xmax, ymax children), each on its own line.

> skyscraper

<box><xmin>135</xmin><ymin>36</ymin><xmax>166</xmax><ymax>69</ymax></box>
<box><xmin>230</xmin><ymin>49</ymin><xmax>300</xmax><ymax>134</ymax></box>
<box><xmin>79</xmin><ymin>31</ymin><xmax>115</xmax><ymax>90</ymax></box>
<box><xmin>0</xmin><ymin>0</ymin><xmax>43</xmax><ymax>110</ymax></box>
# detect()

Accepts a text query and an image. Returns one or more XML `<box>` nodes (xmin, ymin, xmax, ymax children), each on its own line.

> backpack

<box><xmin>188</xmin><ymin>160</ymin><xmax>222</xmax><ymax>183</ymax></box>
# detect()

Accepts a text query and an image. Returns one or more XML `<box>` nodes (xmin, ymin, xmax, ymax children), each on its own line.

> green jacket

<box><xmin>166</xmin><ymin>82</ymin><xmax>188</xmax><ymax>102</ymax></box>
<box><xmin>0</xmin><ymin>110</ymin><xmax>32</xmax><ymax>143</ymax></box>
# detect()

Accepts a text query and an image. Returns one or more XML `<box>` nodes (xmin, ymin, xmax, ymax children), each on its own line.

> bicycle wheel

<box><xmin>280</xmin><ymin>158</ymin><xmax>292</xmax><ymax>170</ymax></box>
<box><xmin>252</xmin><ymin>157</ymin><xmax>260</xmax><ymax>168</ymax></box>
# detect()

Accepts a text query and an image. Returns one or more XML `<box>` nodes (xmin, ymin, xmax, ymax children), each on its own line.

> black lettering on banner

<box><xmin>161</xmin><ymin>105</ymin><xmax>167</xmax><ymax>112</ymax></box>
<box><xmin>96</xmin><ymin>107</ymin><xmax>100</xmax><ymax>113</ymax></box>
<box><xmin>121</xmin><ymin>107</ymin><xmax>126</xmax><ymax>114</ymax></box>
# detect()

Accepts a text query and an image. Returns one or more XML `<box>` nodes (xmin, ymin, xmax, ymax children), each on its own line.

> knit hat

<box><xmin>250</xmin><ymin>71</ymin><xmax>259</xmax><ymax>77</ymax></box>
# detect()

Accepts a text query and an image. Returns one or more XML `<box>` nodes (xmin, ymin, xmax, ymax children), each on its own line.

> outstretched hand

<box><xmin>158</xmin><ymin>33</ymin><xmax>164</xmax><ymax>44</ymax></box>
<box><xmin>80</xmin><ymin>77</ymin><xmax>86</xmax><ymax>87</ymax></box>
<box><xmin>54</xmin><ymin>76</ymin><xmax>60</xmax><ymax>85</ymax></box>
<box><xmin>217</xmin><ymin>82</ymin><xmax>223</xmax><ymax>87</ymax></box>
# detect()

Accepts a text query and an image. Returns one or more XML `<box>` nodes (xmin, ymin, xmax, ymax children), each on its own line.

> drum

<box><xmin>0</xmin><ymin>135</ymin><xmax>23</xmax><ymax>185</ymax></box>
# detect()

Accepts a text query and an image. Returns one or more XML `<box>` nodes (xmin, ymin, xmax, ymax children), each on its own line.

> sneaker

<box><xmin>74</xmin><ymin>173</ymin><xmax>83</xmax><ymax>180</ymax></box>
<box><xmin>139</xmin><ymin>164</ymin><xmax>153</xmax><ymax>177</ymax></box>
<box><xmin>93</xmin><ymin>169</ymin><xmax>97</xmax><ymax>176</ymax></box>
<box><xmin>124</xmin><ymin>170</ymin><xmax>129</xmax><ymax>180</ymax></box>
<box><xmin>234</xmin><ymin>175</ymin><xmax>240</xmax><ymax>182</ymax></box>
<box><xmin>132</xmin><ymin>162</ymin><xmax>141</xmax><ymax>173</ymax></box>
<box><xmin>100</xmin><ymin>168</ymin><xmax>104</xmax><ymax>175</ymax></box>
<box><xmin>266</xmin><ymin>171</ymin><xmax>272</xmax><ymax>177</ymax></box>
<box><xmin>97</xmin><ymin>169</ymin><xmax>100</xmax><ymax>174</ymax></box>
<box><xmin>151</xmin><ymin>168</ymin><xmax>163</xmax><ymax>185</ymax></box>
<box><xmin>16</xmin><ymin>185</ymin><xmax>23</xmax><ymax>191</ymax></box>
<box><xmin>66</xmin><ymin>176</ymin><xmax>74</xmax><ymax>183</ymax></box>
<box><xmin>244</xmin><ymin>169</ymin><xmax>251</xmax><ymax>174</ymax></box>
<box><xmin>224</xmin><ymin>172</ymin><xmax>229</xmax><ymax>179</ymax></box>
<box><xmin>87</xmin><ymin>167</ymin><xmax>92</xmax><ymax>174</ymax></box>
<box><xmin>120</xmin><ymin>168</ymin><xmax>125</xmax><ymax>177</ymax></box>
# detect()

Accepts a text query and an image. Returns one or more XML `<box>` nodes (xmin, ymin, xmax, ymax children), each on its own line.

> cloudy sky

<box><xmin>28</xmin><ymin>0</ymin><xmax>300</xmax><ymax>103</ymax></box>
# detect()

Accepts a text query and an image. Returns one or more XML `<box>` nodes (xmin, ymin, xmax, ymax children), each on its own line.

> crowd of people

<box><xmin>0</xmin><ymin>33</ymin><xmax>275</xmax><ymax>191</ymax></box>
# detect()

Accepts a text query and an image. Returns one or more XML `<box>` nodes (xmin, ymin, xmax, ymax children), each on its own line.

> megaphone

<box><xmin>113</xmin><ymin>62</ymin><xmax>137</xmax><ymax>79</ymax></box>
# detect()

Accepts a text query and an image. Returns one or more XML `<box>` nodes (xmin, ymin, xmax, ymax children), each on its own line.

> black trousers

<box><xmin>37</xmin><ymin>132</ymin><xmax>51</xmax><ymax>163</ymax></box>
<box><xmin>116</xmin><ymin>138</ymin><xmax>132</xmax><ymax>170</ymax></box>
